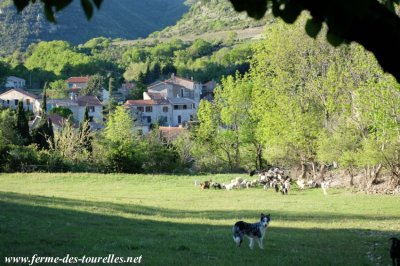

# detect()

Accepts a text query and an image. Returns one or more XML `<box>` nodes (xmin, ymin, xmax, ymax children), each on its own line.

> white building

<box><xmin>5</xmin><ymin>76</ymin><xmax>26</xmax><ymax>89</ymax></box>
<box><xmin>66</xmin><ymin>76</ymin><xmax>89</xmax><ymax>90</ymax></box>
<box><xmin>0</xmin><ymin>88</ymin><xmax>38</xmax><ymax>111</ymax></box>
<box><xmin>124</xmin><ymin>75</ymin><xmax>201</xmax><ymax>128</ymax></box>
<box><xmin>34</xmin><ymin>95</ymin><xmax>103</xmax><ymax>123</ymax></box>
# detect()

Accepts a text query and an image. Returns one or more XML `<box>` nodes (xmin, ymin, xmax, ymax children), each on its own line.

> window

<box><xmin>137</xmin><ymin>106</ymin><xmax>144</xmax><ymax>112</ymax></box>
<box><xmin>178</xmin><ymin>115</ymin><xmax>182</xmax><ymax>124</ymax></box>
<box><xmin>163</xmin><ymin>106</ymin><xmax>169</xmax><ymax>112</ymax></box>
<box><xmin>180</xmin><ymin>89</ymin><xmax>184</xmax><ymax>97</ymax></box>
<box><xmin>88</xmin><ymin>106</ymin><xmax>95</xmax><ymax>112</ymax></box>
<box><xmin>145</xmin><ymin>116</ymin><xmax>151</xmax><ymax>123</ymax></box>
<box><xmin>14</xmin><ymin>99</ymin><xmax>18</xmax><ymax>106</ymax></box>
<box><xmin>145</xmin><ymin>106</ymin><xmax>152</xmax><ymax>112</ymax></box>
<box><xmin>183</xmin><ymin>105</ymin><xmax>187</xmax><ymax>110</ymax></box>
<box><xmin>89</xmin><ymin>116</ymin><xmax>94</xmax><ymax>122</ymax></box>
<box><xmin>192</xmin><ymin>103</ymin><xmax>195</xmax><ymax>109</ymax></box>
<box><xmin>159</xmin><ymin>116</ymin><xmax>168</xmax><ymax>124</ymax></box>
<box><xmin>26</xmin><ymin>99</ymin><xmax>30</xmax><ymax>105</ymax></box>
<box><xmin>174</xmin><ymin>105</ymin><xmax>178</xmax><ymax>110</ymax></box>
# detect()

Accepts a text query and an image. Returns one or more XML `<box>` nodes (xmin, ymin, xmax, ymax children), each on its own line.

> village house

<box><xmin>124</xmin><ymin>74</ymin><xmax>201</xmax><ymax>128</ymax></box>
<box><xmin>118</xmin><ymin>81</ymin><xmax>136</xmax><ymax>98</ymax></box>
<box><xmin>5</xmin><ymin>76</ymin><xmax>26</xmax><ymax>89</ymax></box>
<box><xmin>66</xmin><ymin>76</ymin><xmax>109</xmax><ymax>103</ymax></box>
<box><xmin>67</xmin><ymin>76</ymin><xmax>89</xmax><ymax>90</ymax></box>
<box><xmin>201</xmin><ymin>80</ymin><xmax>217</xmax><ymax>101</ymax></box>
<box><xmin>30</xmin><ymin>114</ymin><xmax>79</xmax><ymax>132</ymax></box>
<box><xmin>0</xmin><ymin>88</ymin><xmax>38</xmax><ymax>111</ymax></box>
<box><xmin>34</xmin><ymin>95</ymin><xmax>103</xmax><ymax>123</ymax></box>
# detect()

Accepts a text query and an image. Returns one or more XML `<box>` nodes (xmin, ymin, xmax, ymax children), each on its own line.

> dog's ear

<box><xmin>261</xmin><ymin>213</ymin><xmax>265</xmax><ymax>217</ymax></box>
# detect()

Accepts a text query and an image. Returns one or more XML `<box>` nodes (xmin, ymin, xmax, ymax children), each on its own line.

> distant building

<box><xmin>118</xmin><ymin>81</ymin><xmax>136</xmax><ymax>98</ymax></box>
<box><xmin>0</xmin><ymin>88</ymin><xmax>38</xmax><ymax>111</ymax></box>
<box><xmin>201</xmin><ymin>80</ymin><xmax>218</xmax><ymax>101</ymax></box>
<box><xmin>124</xmin><ymin>74</ymin><xmax>201</xmax><ymax>129</ymax></box>
<box><xmin>158</xmin><ymin>126</ymin><xmax>186</xmax><ymax>143</ymax></box>
<box><xmin>66</xmin><ymin>76</ymin><xmax>89</xmax><ymax>90</ymax></box>
<box><xmin>34</xmin><ymin>95</ymin><xmax>103</xmax><ymax>123</ymax></box>
<box><xmin>5</xmin><ymin>76</ymin><xmax>26</xmax><ymax>89</ymax></box>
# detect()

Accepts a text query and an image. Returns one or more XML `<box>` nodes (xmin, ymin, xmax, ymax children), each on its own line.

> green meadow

<box><xmin>0</xmin><ymin>173</ymin><xmax>399</xmax><ymax>265</ymax></box>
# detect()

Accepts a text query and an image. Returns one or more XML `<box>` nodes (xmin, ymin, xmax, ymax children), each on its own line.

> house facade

<box><xmin>124</xmin><ymin>74</ymin><xmax>201</xmax><ymax>128</ymax></box>
<box><xmin>5</xmin><ymin>76</ymin><xmax>26</xmax><ymax>89</ymax></box>
<box><xmin>34</xmin><ymin>95</ymin><xmax>103</xmax><ymax>123</ymax></box>
<box><xmin>0</xmin><ymin>88</ymin><xmax>38</xmax><ymax>111</ymax></box>
<box><xmin>67</xmin><ymin>76</ymin><xmax>89</xmax><ymax>90</ymax></box>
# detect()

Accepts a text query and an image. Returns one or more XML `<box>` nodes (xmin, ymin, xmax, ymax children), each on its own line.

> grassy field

<box><xmin>0</xmin><ymin>173</ymin><xmax>399</xmax><ymax>265</ymax></box>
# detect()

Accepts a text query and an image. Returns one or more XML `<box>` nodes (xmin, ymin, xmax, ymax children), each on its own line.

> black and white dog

<box><xmin>232</xmin><ymin>213</ymin><xmax>271</xmax><ymax>249</ymax></box>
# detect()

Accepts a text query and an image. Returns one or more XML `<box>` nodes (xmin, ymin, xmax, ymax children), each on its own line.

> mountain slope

<box><xmin>150</xmin><ymin>0</ymin><xmax>272</xmax><ymax>38</ymax></box>
<box><xmin>0</xmin><ymin>0</ymin><xmax>188</xmax><ymax>56</ymax></box>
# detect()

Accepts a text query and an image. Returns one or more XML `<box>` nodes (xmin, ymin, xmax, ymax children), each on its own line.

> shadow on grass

<box><xmin>0</xmin><ymin>192</ymin><xmax>396</xmax><ymax>265</ymax></box>
<box><xmin>0</xmin><ymin>191</ymin><xmax>399</xmax><ymax>223</ymax></box>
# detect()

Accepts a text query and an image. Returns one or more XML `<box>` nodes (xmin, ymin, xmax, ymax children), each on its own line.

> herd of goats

<box><xmin>196</xmin><ymin>167</ymin><xmax>330</xmax><ymax>195</ymax></box>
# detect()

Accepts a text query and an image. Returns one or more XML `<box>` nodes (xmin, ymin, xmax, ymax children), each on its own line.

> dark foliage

<box><xmin>16</xmin><ymin>101</ymin><xmax>31</xmax><ymax>145</ymax></box>
<box><xmin>31</xmin><ymin>116</ymin><xmax>54</xmax><ymax>150</ymax></box>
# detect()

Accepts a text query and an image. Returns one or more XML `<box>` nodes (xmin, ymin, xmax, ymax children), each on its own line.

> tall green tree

<box><xmin>16</xmin><ymin>101</ymin><xmax>31</xmax><ymax>145</ymax></box>
<box><xmin>80</xmin><ymin>106</ymin><xmax>92</xmax><ymax>153</ymax></box>
<box><xmin>32</xmin><ymin>117</ymin><xmax>54</xmax><ymax>150</ymax></box>
<box><xmin>41</xmin><ymin>84</ymin><xmax>47</xmax><ymax>115</ymax></box>
<box><xmin>80</xmin><ymin>74</ymin><xmax>104</xmax><ymax>96</ymax></box>
<box><xmin>102</xmin><ymin>106</ymin><xmax>143</xmax><ymax>172</ymax></box>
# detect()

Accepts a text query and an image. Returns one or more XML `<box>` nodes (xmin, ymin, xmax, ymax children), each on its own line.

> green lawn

<box><xmin>0</xmin><ymin>173</ymin><xmax>399</xmax><ymax>265</ymax></box>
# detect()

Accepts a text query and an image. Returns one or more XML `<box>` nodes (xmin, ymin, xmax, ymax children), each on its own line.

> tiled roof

<box><xmin>146</xmin><ymin>92</ymin><xmax>170</xmax><ymax>104</ymax></box>
<box><xmin>77</xmin><ymin>96</ymin><xmax>102</xmax><ymax>106</ymax></box>
<box><xmin>159</xmin><ymin>126</ymin><xmax>186</xmax><ymax>141</ymax></box>
<box><xmin>67</xmin><ymin>76</ymin><xmax>89</xmax><ymax>83</ymax></box>
<box><xmin>168</xmin><ymin>97</ymin><xmax>196</xmax><ymax>105</ymax></box>
<box><xmin>48</xmin><ymin>114</ymin><xmax>78</xmax><ymax>128</ymax></box>
<box><xmin>202</xmin><ymin>80</ymin><xmax>217</xmax><ymax>92</ymax></box>
<box><xmin>7</xmin><ymin>76</ymin><xmax>25</xmax><ymax>82</ymax></box>
<box><xmin>46</xmin><ymin>98</ymin><xmax>78</xmax><ymax>107</ymax></box>
<box><xmin>125</xmin><ymin>99</ymin><xmax>158</xmax><ymax>106</ymax></box>
<box><xmin>0</xmin><ymin>88</ymin><xmax>38</xmax><ymax>99</ymax></box>
<box><xmin>166</xmin><ymin>76</ymin><xmax>198</xmax><ymax>88</ymax></box>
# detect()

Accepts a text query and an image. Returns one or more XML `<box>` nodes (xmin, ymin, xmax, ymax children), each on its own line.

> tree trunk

<box><xmin>317</xmin><ymin>164</ymin><xmax>327</xmax><ymax>182</ymax></box>
<box><xmin>300</xmin><ymin>160</ymin><xmax>307</xmax><ymax>180</ymax></box>
<box><xmin>370</xmin><ymin>164</ymin><xmax>383</xmax><ymax>186</ymax></box>
<box><xmin>347</xmin><ymin>168</ymin><xmax>354</xmax><ymax>187</ymax></box>
<box><xmin>254</xmin><ymin>143</ymin><xmax>263</xmax><ymax>170</ymax></box>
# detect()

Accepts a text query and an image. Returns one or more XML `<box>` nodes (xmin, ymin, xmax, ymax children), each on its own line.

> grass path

<box><xmin>0</xmin><ymin>173</ymin><xmax>399</xmax><ymax>265</ymax></box>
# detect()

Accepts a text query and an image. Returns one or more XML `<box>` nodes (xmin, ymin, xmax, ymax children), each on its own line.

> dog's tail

<box><xmin>232</xmin><ymin>225</ymin><xmax>243</xmax><ymax>247</ymax></box>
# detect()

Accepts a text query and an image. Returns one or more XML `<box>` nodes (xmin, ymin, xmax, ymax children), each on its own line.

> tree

<box><xmin>12</xmin><ymin>0</ymin><xmax>400</xmax><ymax>81</ymax></box>
<box><xmin>80</xmin><ymin>106</ymin><xmax>92</xmax><ymax>153</ymax></box>
<box><xmin>47</xmin><ymin>80</ymin><xmax>68</xmax><ymax>98</ymax></box>
<box><xmin>102</xmin><ymin>106</ymin><xmax>143</xmax><ymax>172</ymax></box>
<box><xmin>49</xmin><ymin>106</ymin><xmax>74</xmax><ymax>120</ymax></box>
<box><xmin>0</xmin><ymin>109</ymin><xmax>21</xmax><ymax>146</ymax></box>
<box><xmin>0</xmin><ymin>61</ymin><xmax>11</xmax><ymax>86</ymax></box>
<box><xmin>41</xmin><ymin>84</ymin><xmax>47</xmax><ymax>115</ymax></box>
<box><xmin>80</xmin><ymin>74</ymin><xmax>104</xmax><ymax>96</ymax></box>
<box><xmin>32</xmin><ymin>117</ymin><xmax>54</xmax><ymax>150</ymax></box>
<box><xmin>16</xmin><ymin>101</ymin><xmax>31</xmax><ymax>145</ymax></box>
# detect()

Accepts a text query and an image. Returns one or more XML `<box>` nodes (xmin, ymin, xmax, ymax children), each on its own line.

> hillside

<box><xmin>149</xmin><ymin>0</ymin><xmax>272</xmax><ymax>39</ymax></box>
<box><xmin>0</xmin><ymin>0</ymin><xmax>188</xmax><ymax>56</ymax></box>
